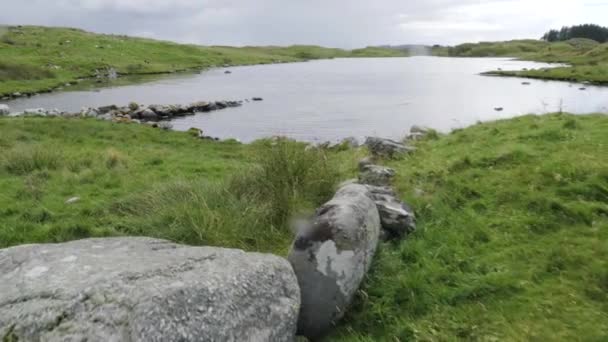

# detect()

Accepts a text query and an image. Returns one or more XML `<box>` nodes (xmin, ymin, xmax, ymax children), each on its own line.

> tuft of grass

<box><xmin>1</xmin><ymin>145</ymin><xmax>63</xmax><ymax>175</ymax></box>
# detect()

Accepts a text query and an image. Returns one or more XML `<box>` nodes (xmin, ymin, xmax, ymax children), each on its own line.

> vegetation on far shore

<box><xmin>446</xmin><ymin>38</ymin><xmax>608</xmax><ymax>84</ymax></box>
<box><xmin>0</xmin><ymin>25</ymin><xmax>407</xmax><ymax>97</ymax></box>
<box><xmin>1</xmin><ymin>113</ymin><xmax>606</xmax><ymax>340</ymax></box>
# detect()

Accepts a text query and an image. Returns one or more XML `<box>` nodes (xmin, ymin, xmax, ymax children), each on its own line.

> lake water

<box><xmin>6</xmin><ymin>57</ymin><xmax>608</xmax><ymax>142</ymax></box>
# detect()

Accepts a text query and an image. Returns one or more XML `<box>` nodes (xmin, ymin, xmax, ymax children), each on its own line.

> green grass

<box><xmin>447</xmin><ymin>38</ymin><xmax>608</xmax><ymax>84</ymax></box>
<box><xmin>330</xmin><ymin>113</ymin><xmax>608</xmax><ymax>341</ymax></box>
<box><xmin>0</xmin><ymin>117</ymin><xmax>360</xmax><ymax>254</ymax></box>
<box><xmin>1</xmin><ymin>114</ymin><xmax>606</xmax><ymax>340</ymax></box>
<box><xmin>0</xmin><ymin>25</ymin><xmax>405</xmax><ymax>97</ymax></box>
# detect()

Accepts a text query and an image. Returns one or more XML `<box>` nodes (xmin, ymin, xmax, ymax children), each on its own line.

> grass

<box><xmin>0</xmin><ymin>117</ymin><xmax>360</xmax><ymax>254</ymax></box>
<box><xmin>0</xmin><ymin>25</ymin><xmax>406</xmax><ymax>97</ymax></box>
<box><xmin>446</xmin><ymin>38</ymin><xmax>608</xmax><ymax>84</ymax></box>
<box><xmin>1</xmin><ymin>114</ymin><xmax>606</xmax><ymax>340</ymax></box>
<box><xmin>329</xmin><ymin>113</ymin><xmax>608</xmax><ymax>341</ymax></box>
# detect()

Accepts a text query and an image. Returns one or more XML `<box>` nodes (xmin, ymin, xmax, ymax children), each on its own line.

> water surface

<box><xmin>7</xmin><ymin>57</ymin><xmax>608</xmax><ymax>142</ymax></box>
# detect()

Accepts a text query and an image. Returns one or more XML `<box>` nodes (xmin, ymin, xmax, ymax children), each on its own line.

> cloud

<box><xmin>0</xmin><ymin>0</ymin><xmax>606</xmax><ymax>47</ymax></box>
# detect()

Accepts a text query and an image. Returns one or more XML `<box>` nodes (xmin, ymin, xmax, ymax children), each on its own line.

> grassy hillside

<box><xmin>0</xmin><ymin>25</ymin><xmax>405</xmax><ymax>97</ymax></box>
<box><xmin>331</xmin><ymin>113</ymin><xmax>608</xmax><ymax>341</ymax></box>
<box><xmin>447</xmin><ymin>38</ymin><xmax>608</xmax><ymax>84</ymax></box>
<box><xmin>1</xmin><ymin>113</ymin><xmax>606</xmax><ymax>340</ymax></box>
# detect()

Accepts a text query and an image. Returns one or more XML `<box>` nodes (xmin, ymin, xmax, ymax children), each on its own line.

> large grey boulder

<box><xmin>365</xmin><ymin>137</ymin><xmax>415</xmax><ymax>158</ymax></box>
<box><xmin>288</xmin><ymin>184</ymin><xmax>381</xmax><ymax>340</ymax></box>
<box><xmin>0</xmin><ymin>104</ymin><xmax>9</xmax><ymax>115</ymax></box>
<box><xmin>0</xmin><ymin>237</ymin><xmax>300</xmax><ymax>342</ymax></box>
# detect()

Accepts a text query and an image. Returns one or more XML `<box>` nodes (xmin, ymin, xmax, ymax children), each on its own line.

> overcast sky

<box><xmin>1</xmin><ymin>0</ymin><xmax>608</xmax><ymax>48</ymax></box>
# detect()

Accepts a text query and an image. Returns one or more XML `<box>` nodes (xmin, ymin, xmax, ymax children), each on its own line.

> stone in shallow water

<box><xmin>0</xmin><ymin>237</ymin><xmax>300</xmax><ymax>342</ymax></box>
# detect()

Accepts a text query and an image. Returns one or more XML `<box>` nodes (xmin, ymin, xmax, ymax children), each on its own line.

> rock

<box><xmin>157</xmin><ymin>121</ymin><xmax>173</xmax><ymax>130</ymax></box>
<box><xmin>374</xmin><ymin>195</ymin><xmax>416</xmax><ymax>238</ymax></box>
<box><xmin>359</xmin><ymin>164</ymin><xmax>396</xmax><ymax>186</ymax></box>
<box><xmin>364</xmin><ymin>185</ymin><xmax>416</xmax><ymax>239</ymax></box>
<box><xmin>23</xmin><ymin>108</ymin><xmax>47</xmax><ymax>116</ymax></box>
<box><xmin>96</xmin><ymin>113</ymin><xmax>113</xmax><ymax>121</ymax></box>
<box><xmin>188</xmin><ymin>101</ymin><xmax>211</xmax><ymax>112</ymax></box>
<box><xmin>97</xmin><ymin>105</ymin><xmax>118</xmax><ymax>114</ymax></box>
<box><xmin>129</xmin><ymin>102</ymin><xmax>140</xmax><ymax>111</ymax></box>
<box><xmin>45</xmin><ymin>109</ymin><xmax>62</xmax><ymax>117</ymax></box>
<box><xmin>148</xmin><ymin>104</ymin><xmax>173</xmax><ymax>117</ymax></box>
<box><xmin>12</xmin><ymin>92</ymin><xmax>21</xmax><ymax>97</ymax></box>
<box><xmin>406</xmin><ymin>132</ymin><xmax>426</xmax><ymax>141</ymax></box>
<box><xmin>140</xmin><ymin>108</ymin><xmax>158</xmax><ymax>121</ymax></box>
<box><xmin>80</xmin><ymin>107</ymin><xmax>99</xmax><ymax>117</ymax></box>
<box><xmin>0</xmin><ymin>237</ymin><xmax>300</xmax><ymax>342</ymax></box>
<box><xmin>65</xmin><ymin>196</ymin><xmax>80</xmax><ymax>204</ymax></box>
<box><xmin>252</xmin><ymin>97</ymin><xmax>263</xmax><ymax>101</ymax></box>
<box><xmin>288</xmin><ymin>184</ymin><xmax>381</xmax><ymax>339</ymax></box>
<box><xmin>494</xmin><ymin>107</ymin><xmax>504</xmax><ymax>111</ymax></box>
<box><xmin>365</xmin><ymin>137</ymin><xmax>414</xmax><ymax>158</ymax></box>
<box><xmin>358</xmin><ymin>157</ymin><xmax>374</xmax><ymax>172</ymax></box>
<box><xmin>410</xmin><ymin>125</ymin><xmax>430</xmax><ymax>134</ymax></box>
<box><xmin>0</xmin><ymin>104</ymin><xmax>9</xmax><ymax>115</ymax></box>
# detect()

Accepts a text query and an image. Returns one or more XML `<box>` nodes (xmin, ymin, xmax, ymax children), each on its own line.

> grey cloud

<box><xmin>1</xmin><ymin>0</ymin><xmax>606</xmax><ymax>47</ymax></box>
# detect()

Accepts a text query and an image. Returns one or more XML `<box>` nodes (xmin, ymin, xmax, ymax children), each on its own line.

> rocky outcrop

<box><xmin>0</xmin><ymin>237</ymin><xmax>300</xmax><ymax>342</ymax></box>
<box><xmin>365</xmin><ymin>137</ymin><xmax>415</xmax><ymax>158</ymax></box>
<box><xmin>288</xmin><ymin>184</ymin><xmax>381</xmax><ymax>340</ymax></box>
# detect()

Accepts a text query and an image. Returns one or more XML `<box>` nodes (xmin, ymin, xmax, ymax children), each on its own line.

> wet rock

<box><xmin>365</xmin><ymin>137</ymin><xmax>415</xmax><ymax>158</ymax></box>
<box><xmin>80</xmin><ymin>107</ymin><xmax>99</xmax><ymax>117</ymax></box>
<box><xmin>188</xmin><ymin>101</ymin><xmax>211</xmax><ymax>112</ymax></box>
<box><xmin>0</xmin><ymin>104</ymin><xmax>9</xmax><ymax>116</ymax></box>
<box><xmin>225</xmin><ymin>70</ymin><xmax>232</xmax><ymax>74</ymax></box>
<box><xmin>494</xmin><ymin>107</ymin><xmax>504</xmax><ymax>111</ymax></box>
<box><xmin>252</xmin><ymin>97</ymin><xmax>263</xmax><ymax>101</ymax></box>
<box><xmin>12</xmin><ymin>92</ymin><xmax>22</xmax><ymax>97</ymax></box>
<box><xmin>288</xmin><ymin>184</ymin><xmax>381</xmax><ymax>340</ymax></box>
<box><xmin>140</xmin><ymin>108</ymin><xmax>158</xmax><ymax>121</ymax></box>
<box><xmin>0</xmin><ymin>237</ymin><xmax>300</xmax><ymax>342</ymax></box>
<box><xmin>359</xmin><ymin>164</ymin><xmax>396</xmax><ymax>186</ymax></box>
<box><xmin>97</xmin><ymin>105</ymin><xmax>118</xmax><ymax>114</ymax></box>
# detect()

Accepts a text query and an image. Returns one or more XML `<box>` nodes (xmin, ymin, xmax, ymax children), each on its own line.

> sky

<box><xmin>1</xmin><ymin>0</ymin><xmax>607</xmax><ymax>48</ymax></box>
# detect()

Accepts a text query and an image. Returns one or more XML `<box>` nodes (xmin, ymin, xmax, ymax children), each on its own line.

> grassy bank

<box><xmin>0</xmin><ymin>117</ymin><xmax>360</xmax><ymax>254</ymax></box>
<box><xmin>331</xmin><ymin>113</ymin><xmax>608</xmax><ymax>341</ymax></box>
<box><xmin>0</xmin><ymin>26</ymin><xmax>406</xmax><ymax>97</ymax></box>
<box><xmin>1</xmin><ymin>114</ymin><xmax>606</xmax><ymax>340</ymax></box>
<box><xmin>447</xmin><ymin>38</ymin><xmax>608</xmax><ymax>84</ymax></box>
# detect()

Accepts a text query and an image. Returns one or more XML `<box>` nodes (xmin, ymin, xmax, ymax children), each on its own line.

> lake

<box><xmin>6</xmin><ymin>57</ymin><xmax>608</xmax><ymax>142</ymax></box>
